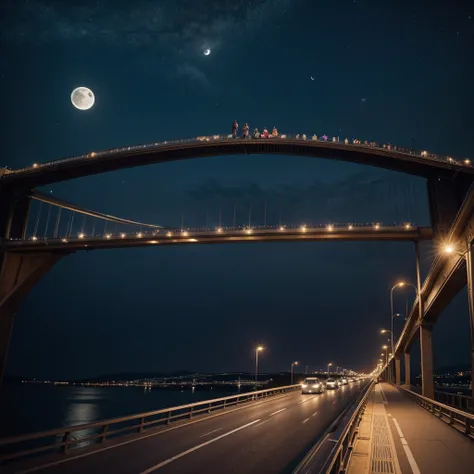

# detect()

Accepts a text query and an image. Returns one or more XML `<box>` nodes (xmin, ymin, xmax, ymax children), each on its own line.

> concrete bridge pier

<box><xmin>395</xmin><ymin>356</ymin><xmax>401</xmax><ymax>385</ymax></box>
<box><xmin>404</xmin><ymin>352</ymin><xmax>411</xmax><ymax>386</ymax></box>
<box><xmin>420</xmin><ymin>323</ymin><xmax>434</xmax><ymax>399</ymax></box>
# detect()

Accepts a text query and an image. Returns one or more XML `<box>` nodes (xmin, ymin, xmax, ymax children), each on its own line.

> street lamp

<box><xmin>255</xmin><ymin>346</ymin><xmax>263</xmax><ymax>383</ymax></box>
<box><xmin>291</xmin><ymin>361</ymin><xmax>299</xmax><ymax>384</ymax></box>
<box><xmin>327</xmin><ymin>362</ymin><xmax>333</xmax><ymax>376</ymax></box>
<box><xmin>390</xmin><ymin>282</ymin><xmax>417</xmax><ymax>355</ymax></box>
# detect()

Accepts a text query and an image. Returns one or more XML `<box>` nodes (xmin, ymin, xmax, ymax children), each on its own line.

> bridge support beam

<box><xmin>465</xmin><ymin>239</ymin><xmax>474</xmax><ymax>409</ymax></box>
<box><xmin>395</xmin><ymin>357</ymin><xmax>401</xmax><ymax>385</ymax></box>
<box><xmin>427</xmin><ymin>176</ymin><xmax>472</xmax><ymax>240</ymax></box>
<box><xmin>420</xmin><ymin>324</ymin><xmax>434</xmax><ymax>399</ymax></box>
<box><xmin>0</xmin><ymin>252</ymin><xmax>63</xmax><ymax>384</ymax></box>
<box><xmin>404</xmin><ymin>353</ymin><xmax>411</xmax><ymax>386</ymax></box>
<box><xmin>0</xmin><ymin>190</ymin><xmax>31</xmax><ymax>240</ymax></box>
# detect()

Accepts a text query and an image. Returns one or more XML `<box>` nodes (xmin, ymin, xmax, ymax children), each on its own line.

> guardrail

<box><xmin>0</xmin><ymin>384</ymin><xmax>300</xmax><ymax>466</ymax></box>
<box><xmin>398</xmin><ymin>386</ymin><xmax>474</xmax><ymax>439</ymax></box>
<box><xmin>293</xmin><ymin>380</ymin><xmax>374</xmax><ymax>474</ymax></box>
<box><xmin>434</xmin><ymin>389</ymin><xmax>473</xmax><ymax>413</ymax></box>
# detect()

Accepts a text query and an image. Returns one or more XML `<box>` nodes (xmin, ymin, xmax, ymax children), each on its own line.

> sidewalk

<box><xmin>381</xmin><ymin>383</ymin><xmax>474</xmax><ymax>473</ymax></box>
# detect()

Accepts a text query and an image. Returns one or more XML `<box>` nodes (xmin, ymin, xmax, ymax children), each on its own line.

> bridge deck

<box><xmin>378</xmin><ymin>383</ymin><xmax>473</xmax><ymax>474</ymax></box>
<box><xmin>3</xmin><ymin>383</ymin><xmax>364</xmax><ymax>474</ymax></box>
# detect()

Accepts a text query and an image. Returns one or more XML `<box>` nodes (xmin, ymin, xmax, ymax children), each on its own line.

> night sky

<box><xmin>1</xmin><ymin>0</ymin><xmax>473</xmax><ymax>380</ymax></box>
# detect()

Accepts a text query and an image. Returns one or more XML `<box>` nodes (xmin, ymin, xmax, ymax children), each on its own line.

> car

<box><xmin>326</xmin><ymin>378</ymin><xmax>339</xmax><ymax>389</ymax></box>
<box><xmin>301</xmin><ymin>377</ymin><xmax>325</xmax><ymax>394</ymax></box>
<box><xmin>339</xmin><ymin>377</ymin><xmax>348</xmax><ymax>385</ymax></box>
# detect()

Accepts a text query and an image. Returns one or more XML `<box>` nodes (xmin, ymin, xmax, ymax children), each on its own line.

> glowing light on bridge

<box><xmin>106</xmin><ymin>234</ymin><xmax>111</xmax><ymax>239</ymax></box>
<box><xmin>61</xmin><ymin>238</ymin><xmax>67</xmax><ymax>243</ymax></box>
<box><xmin>32</xmin><ymin>236</ymin><xmax>37</xmax><ymax>241</ymax></box>
<box><xmin>33</xmin><ymin>163</ymin><xmax>38</xmax><ymax>168</ymax></box>
<box><xmin>374</xmin><ymin>223</ymin><xmax>380</xmax><ymax>230</ymax></box>
<box><xmin>300</xmin><ymin>225</ymin><xmax>307</xmax><ymax>232</ymax></box>
<box><xmin>79</xmin><ymin>233</ymin><xmax>84</xmax><ymax>239</ymax></box>
<box><xmin>327</xmin><ymin>225</ymin><xmax>334</xmax><ymax>232</ymax></box>
<box><xmin>245</xmin><ymin>228</ymin><xmax>253</xmax><ymax>234</ymax></box>
<box><xmin>216</xmin><ymin>228</ymin><xmax>223</xmax><ymax>233</ymax></box>
<box><xmin>404</xmin><ymin>223</ymin><xmax>411</xmax><ymax>229</ymax></box>
<box><xmin>166</xmin><ymin>232</ymin><xmax>172</xmax><ymax>237</ymax></box>
<box><xmin>137</xmin><ymin>232</ymin><xmax>143</xmax><ymax>238</ymax></box>
<box><xmin>348</xmin><ymin>224</ymin><xmax>353</xmax><ymax>230</ymax></box>
<box><xmin>465</xmin><ymin>159</ymin><xmax>471</xmax><ymax>165</ymax></box>
<box><xmin>90</xmin><ymin>152</ymin><xmax>96</xmax><ymax>157</ymax></box>
<box><xmin>279</xmin><ymin>226</ymin><xmax>285</xmax><ymax>231</ymax></box>
<box><xmin>181</xmin><ymin>231</ymin><xmax>189</xmax><ymax>237</ymax></box>
<box><xmin>121</xmin><ymin>233</ymin><xmax>126</xmax><ymax>238</ymax></box>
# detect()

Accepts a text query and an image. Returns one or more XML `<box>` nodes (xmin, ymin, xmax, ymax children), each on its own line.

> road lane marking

<box><xmin>302</xmin><ymin>418</ymin><xmax>310</xmax><ymax>424</ymax></box>
<box><xmin>311</xmin><ymin>411</ymin><xmax>319</xmax><ymax>417</ymax></box>
<box><xmin>140</xmin><ymin>419</ymin><xmax>261</xmax><ymax>473</ymax></box>
<box><xmin>255</xmin><ymin>420</ymin><xmax>269</xmax><ymax>427</ymax></box>
<box><xmin>332</xmin><ymin>400</ymin><xmax>337</xmax><ymax>405</ymax></box>
<box><xmin>199</xmin><ymin>428</ymin><xmax>222</xmax><ymax>438</ymax></box>
<box><xmin>269</xmin><ymin>408</ymin><xmax>287</xmax><ymax>416</ymax></box>
<box><xmin>392</xmin><ymin>418</ymin><xmax>421</xmax><ymax>474</ymax></box>
<box><xmin>299</xmin><ymin>395</ymin><xmax>317</xmax><ymax>404</ymax></box>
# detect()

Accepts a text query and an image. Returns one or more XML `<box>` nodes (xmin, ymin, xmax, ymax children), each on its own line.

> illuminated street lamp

<box><xmin>390</xmin><ymin>282</ymin><xmax>417</xmax><ymax>355</ymax></box>
<box><xmin>291</xmin><ymin>361</ymin><xmax>299</xmax><ymax>385</ymax></box>
<box><xmin>255</xmin><ymin>346</ymin><xmax>264</xmax><ymax>384</ymax></box>
<box><xmin>327</xmin><ymin>362</ymin><xmax>333</xmax><ymax>376</ymax></box>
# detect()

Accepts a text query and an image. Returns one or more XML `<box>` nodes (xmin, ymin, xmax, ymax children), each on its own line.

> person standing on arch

<box><xmin>232</xmin><ymin>120</ymin><xmax>239</xmax><ymax>138</ymax></box>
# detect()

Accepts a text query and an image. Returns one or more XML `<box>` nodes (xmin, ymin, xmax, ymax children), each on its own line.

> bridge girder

<box><xmin>396</xmin><ymin>182</ymin><xmax>474</xmax><ymax>355</ymax></box>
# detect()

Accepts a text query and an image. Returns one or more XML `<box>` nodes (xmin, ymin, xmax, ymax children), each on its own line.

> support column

<box><xmin>404</xmin><ymin>352</ymin><xmax>411</xmax><ymax>386</ymax></box>
<box><xmin>427</xmin><ymin>176</ymin><xmax>471</xmax><ymax>240</ymax></box>
<box><xmin>420</xmin><ymin>324</ymin><xmax>434</xmax><ymax>399</ymax></box>
<box><xmin>395</xmin><ymin>357</ymin><xmax>401</xmax><ymax>385</ymax></box>
<box><xmin>465</xmin><ymin>239</ymin><xmax>474</xmax><ymax>409</ymax></box>
<box><xmin>0</xmin><ymin>252</ymin><xmax>63</xmax><ymax>383</ymax></box>
<box><xmin>0</xmin><ymin>190</ymin><xmax>31</xmax><ymax>240</ymax></box>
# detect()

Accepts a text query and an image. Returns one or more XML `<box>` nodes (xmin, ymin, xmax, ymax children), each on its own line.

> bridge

<box><xmin>0</xmin><ymin>380</ymin><xmax>473</xmax><ymax>473</ymax></box>
<box><xmin>1</xmin><ymin>133</ymin><xmax>474</xmax><ymax>471</ymax></box>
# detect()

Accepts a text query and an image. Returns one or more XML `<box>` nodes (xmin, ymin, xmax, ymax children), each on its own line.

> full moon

<box><xmin>204</xmin><ymin>48</ymin><xmax>211</xmax><ymax>56</ymax></box>
<box><xmin>71</xmin><ymin>87</ymin><xmax>95</xmax><ymax>110</ymax></box>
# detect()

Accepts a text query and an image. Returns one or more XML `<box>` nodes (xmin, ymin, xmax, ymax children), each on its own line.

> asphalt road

<box><xmin>18</xmin><ymin>382</ymin><xmax>366</xmax><ymax>474</ymax></box>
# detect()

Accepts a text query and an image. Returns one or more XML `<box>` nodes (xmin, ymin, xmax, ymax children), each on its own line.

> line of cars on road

<box><xmin>301</xmin><ymin>376</ymin><xmax>358</xmax><ymax>394</ymax></box>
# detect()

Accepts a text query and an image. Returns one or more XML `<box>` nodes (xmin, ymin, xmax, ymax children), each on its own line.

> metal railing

<box><xmin>0</xmin><ymin>384</ymin><xmax>299</xmax><ymax>466</ymax></box>
<box><xmin>293</xmin><ymin>380</ymin><xmax>374</xmax><ymax>474</ymax></box>
<box><xmin>398</xmin><ymin>386</ymin><xmax>474</xmax><ymax>439</ymax></box>
<box><xmin>434</xmin><ymin>389</ymin><xmax>473</xmax><ymax>413</ymax></box>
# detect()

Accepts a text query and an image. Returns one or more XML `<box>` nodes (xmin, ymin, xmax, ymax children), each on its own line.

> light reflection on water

<box><xmin>0</xmin><ymin>384</ymin><xmax>236</xmax><ymax>439</ymax></box>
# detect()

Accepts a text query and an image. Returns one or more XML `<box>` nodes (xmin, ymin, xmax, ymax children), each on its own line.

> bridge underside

<box><xmin>396</xmin><ymin>184</ymin><xmax>474</xmax><ymax>354</ymax></box>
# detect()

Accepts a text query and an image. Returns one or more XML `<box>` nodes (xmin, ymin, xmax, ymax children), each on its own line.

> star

<box><xmin>361</xmin><ymin>98</ymin><xmax>367</xmax><ymax>102</ymax></box>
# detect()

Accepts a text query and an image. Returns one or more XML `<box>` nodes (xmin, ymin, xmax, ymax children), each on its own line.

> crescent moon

<box><xmin>204</xmin><ymin>48</ymin><xmax>211</xmax><ymax>56</ymax></box>
<box><xmin>310</xmin><ymin>76</ymin><xmax>315</xmax><ymax>81</ymax></box>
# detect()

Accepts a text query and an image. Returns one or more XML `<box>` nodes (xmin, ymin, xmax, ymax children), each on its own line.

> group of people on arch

<box><xmin>231</xmin><ymin>121</ymin><xmax>413</xmax><ymax>153</ymax></box>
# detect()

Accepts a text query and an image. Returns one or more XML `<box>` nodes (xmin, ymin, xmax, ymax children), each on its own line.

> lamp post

<box><xmin>381</xmin><ymin>346</ymin><xmax>389</xmax><ymax>380</ymax></box>
<box><xmin>390</xmin><ymin>282</ymin><xmax>417</xmax><ymax>355</ymax></box>
<box><xmin>291</xmin><ymin>361</ymin><xmax>299</xmax><ymax>384</ymax></box>
<box><xmin>327</xmin><ymin>362</ymin><xmax>333</xmax><ymax>377</ymax></box>
<box><xmin>255</xmin><ymin>346</ymin><xmax>263</xmax><ymax>384</ymax></box>
<box><xmin>443</xmin><ymin>242</ymin><xmax>474</xmax><ymax>406</ymax></box>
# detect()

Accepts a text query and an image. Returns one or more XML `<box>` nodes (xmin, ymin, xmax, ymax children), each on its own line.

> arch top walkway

<box><xmin>348</xmin><ymin>383</ymin><xmax>474</xmax><ymax>474</ymax></box>
<box><xmin>2</xmin><ymin>134</ymin><xmax>473</xmax><ymax>189</ymax></box>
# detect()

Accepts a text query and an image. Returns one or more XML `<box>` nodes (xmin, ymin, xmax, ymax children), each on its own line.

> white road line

<box><xmin>140</xmin><ymin>419</ymin><xmax>261</xmax><ymax>473</ymax></box>
<box><xmin>312</xmin><ymin>411</ymin><xmax>319</xmax><ymax>417</ymax></box>
<box><xmin>269</xmin><ymin>408</ymin><xmax>287</xmax><ymax>416</ymax></box>
<box><xmin>392</xmin><ymin>418</ymin><xmax>421</xmax><ymax>474</ymax></box>
<box><xmin>199</xmin><ymin>428</ymin><xmax>222</xmax><ymax>438</ymax></box>
<box><xmin>299</xmin><ymin>396</ymin><xmax>317</xmax><ymax>404</ymax></box>
<box><xmin>255</xmin><ymin>420</ymin><xmax>269</xmax><ymax>427</ymax></box>
<box><xmin>302</xmin><ymin>418</ymin><xmax>310</xmax><ymax>424</ymax></box>
<box><xmin>332</xmin><ymin>400</ymin><xmax>337</xmax><ymax>405</ymax></box>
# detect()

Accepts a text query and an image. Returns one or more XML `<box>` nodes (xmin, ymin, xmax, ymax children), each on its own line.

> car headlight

<box><xmin>302</xmin><ymin>384</ymin><xmax>308</xmax><ymax>388</ymax></box>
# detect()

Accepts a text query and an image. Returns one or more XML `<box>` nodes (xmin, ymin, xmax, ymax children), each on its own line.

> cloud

<box><xmin>1</xmin><ymin>0</ymin><xmax>297</xmax><ymax>86</ymax></box>
<box><xmin>175</xmin><ymin>63</ymin><xmax>209</xmax><ymax>87</ymax></box>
